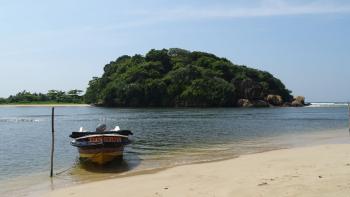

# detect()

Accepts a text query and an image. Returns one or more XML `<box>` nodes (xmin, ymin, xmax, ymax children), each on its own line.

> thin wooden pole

<box><xmin>50</xmin><ymin>107</ymin><xmax>55</xmax><ymax>177</ymax></box>
<box><xmin>348</xmin><ymin>103</ymin><xmax>350</xmax><ymax>135</ymax></box>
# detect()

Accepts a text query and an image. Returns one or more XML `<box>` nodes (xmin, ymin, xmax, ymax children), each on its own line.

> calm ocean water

<box><xmin>0</xmin><ymin>105</ymin><xmax>349</xmax><ymax>196</ymax></box>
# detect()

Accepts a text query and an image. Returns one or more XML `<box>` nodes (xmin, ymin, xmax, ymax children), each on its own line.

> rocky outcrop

<box><xmin>266</xmin><ymin>94</ymin><xmax>283</xmax><ymax>106</ymax></box>
<box><xmin>237</xmin><ymin>99</ymin><xmax>253</xmax><ymax>107</ymax></box>
<box><xmin>237</xmin><ymin>99</ymin><xmax>269</xmax><ymax>108</ymax></box>
<box><xmin>252</xmin><ymin>100</ymin><xmax>269</xmax><ymax>107</ymax></box>
<box><xmin>291</xmin><ymin>96</ymin><xmax>305</xmax><ymax>107</ymax></box>
<box><xmin>236</xmin><ymin>95</ymin><xmax>307</xmax><ymax>108</ymax></box>
<box><xmin>282</xmin><ymin>102</ymin><xmax>292</xmax><ymax>107</ymax></box>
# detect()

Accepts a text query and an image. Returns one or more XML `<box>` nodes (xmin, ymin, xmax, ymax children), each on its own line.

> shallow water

<box><xmin>0</xmin><ymin>105</ymin><xmax>349</xmax><ymax>196</ymax></box>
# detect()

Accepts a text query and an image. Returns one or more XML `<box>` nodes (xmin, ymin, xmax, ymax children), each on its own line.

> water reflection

<box><xmin>76</xmin><ymin>154</ymin><xmax>141</xmax><ymax>174</ymax></box>
<box><xmin>0</xmin><ymin>106</ymin><xmax>349</xmax><ymax>196</ymax></box>
<box><xmin>60</xmin><ymin>151</ymin><xmax>142</xmax><ymax>184</ymax></box>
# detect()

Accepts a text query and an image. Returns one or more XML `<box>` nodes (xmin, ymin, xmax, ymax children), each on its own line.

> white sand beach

<box><xmin>46</xmin><ymin>144</ymin><xmax>350</xmax><ymax>197</ymax></box>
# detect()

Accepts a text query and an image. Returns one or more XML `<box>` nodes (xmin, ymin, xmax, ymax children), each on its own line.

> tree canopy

<box><xmin>0</xmin><ymin>90</ymin><xmax>84</xmax><ymax>104</ymax></box>
<box><xmin>85</xmin><ymin>48</ymin><xmax>293</xmax><ymax>107</ymax></box>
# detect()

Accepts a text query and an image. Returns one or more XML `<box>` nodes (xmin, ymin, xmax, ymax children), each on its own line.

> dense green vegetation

<box><xmin>0</xmin><ymin>90</ymin><xmax>84</xmax><ymax>104</ymax></box>
<box><xmin>85</xmin><ymin>48</ymin><xmax>292</xmax><ymax>107</ymax></box>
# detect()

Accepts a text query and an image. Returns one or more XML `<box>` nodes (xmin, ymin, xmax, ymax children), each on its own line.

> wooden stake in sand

<box><xmin>348</xmin><ymin>103</ymin><xmax>350</xmax><ymax>135</ymax></box>
<box><xmin>50</xmin><ymin>107</ymin><xmax>55</xmax><ymax>177</ymax></box>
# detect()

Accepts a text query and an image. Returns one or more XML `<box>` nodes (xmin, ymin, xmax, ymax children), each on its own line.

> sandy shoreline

<box><xmin>0</xmin><ymin>104</ymin><xmax>91</xmax><ymax>107</ymax></box>
<box><xmin>45</xmin><ymin>144</ymin><xmax>350</xmax><ymax>197</ymax></box>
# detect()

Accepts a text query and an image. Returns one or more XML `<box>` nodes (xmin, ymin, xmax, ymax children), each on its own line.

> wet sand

<box><xmin>46</xmin><ymin>144</ymin><xmax>350</xmax><ymax>197</ymax></box>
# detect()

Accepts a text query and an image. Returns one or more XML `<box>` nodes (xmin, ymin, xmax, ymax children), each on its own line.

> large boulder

<box><xmin>237</xmin><ymin>99</ymin><xmax>253</xmax><ymax>107</ymax></box>
<box><xmin>266</xmin><ymin>94</ymin><xmax>283</xmax><ymax>106</ymax></box>
<box><xmin>291</xmin><ymin>96</ymin><xmax>305</xmax><ymax>107</ymax></box>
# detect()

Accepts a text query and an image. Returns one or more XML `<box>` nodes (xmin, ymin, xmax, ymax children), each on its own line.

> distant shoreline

<box><xmin>0</xmin><ymin>104</ymin><xmax>91</xmax><ymax>107</ymax></box>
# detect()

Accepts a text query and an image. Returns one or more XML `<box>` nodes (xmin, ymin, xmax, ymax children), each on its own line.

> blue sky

<box><xmin>0</xmin><ymin>0</ymin><xmax>349</xmax><ymax>102</ymax></box>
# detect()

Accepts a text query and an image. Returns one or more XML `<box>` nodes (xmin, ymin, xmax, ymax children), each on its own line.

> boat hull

<box><xmin>78</xmin><ymin>146</ymin><xmax>124</xmax><ymax>165</ymax></box>
<box><xmin>71</xmin><ymin>133</ymin><xmax>131</xmax><ymax>165</ymax></box>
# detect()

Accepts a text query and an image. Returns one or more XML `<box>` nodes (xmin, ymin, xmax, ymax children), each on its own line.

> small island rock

<box><xmin>85</xmin><ymin>48</ymin><xmax>297</xmax><ymax>107</ymax></box>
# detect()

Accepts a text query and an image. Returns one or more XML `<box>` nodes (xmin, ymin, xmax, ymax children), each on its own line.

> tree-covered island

<box><xmin>85</xmin><ymin>48</ymin><xmax>305</xmax><ymax>107</ymax></box>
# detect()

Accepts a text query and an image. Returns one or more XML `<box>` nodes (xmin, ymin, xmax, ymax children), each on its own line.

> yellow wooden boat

<box><xmin>70</xmin><ymin>125</ymin><xmax>133</xmax><ymax>165</ymax></box>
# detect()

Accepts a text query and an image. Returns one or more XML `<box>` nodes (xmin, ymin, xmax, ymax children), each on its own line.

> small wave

<box><xmin>0</xmin><ymin>118</ymin><xmax>43</xmax><ymax>123</ymax></box>
<box><xmin>307</xmin><ymin>102</ymin><xmax>349</xmax><ymax>108</ymax></box>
